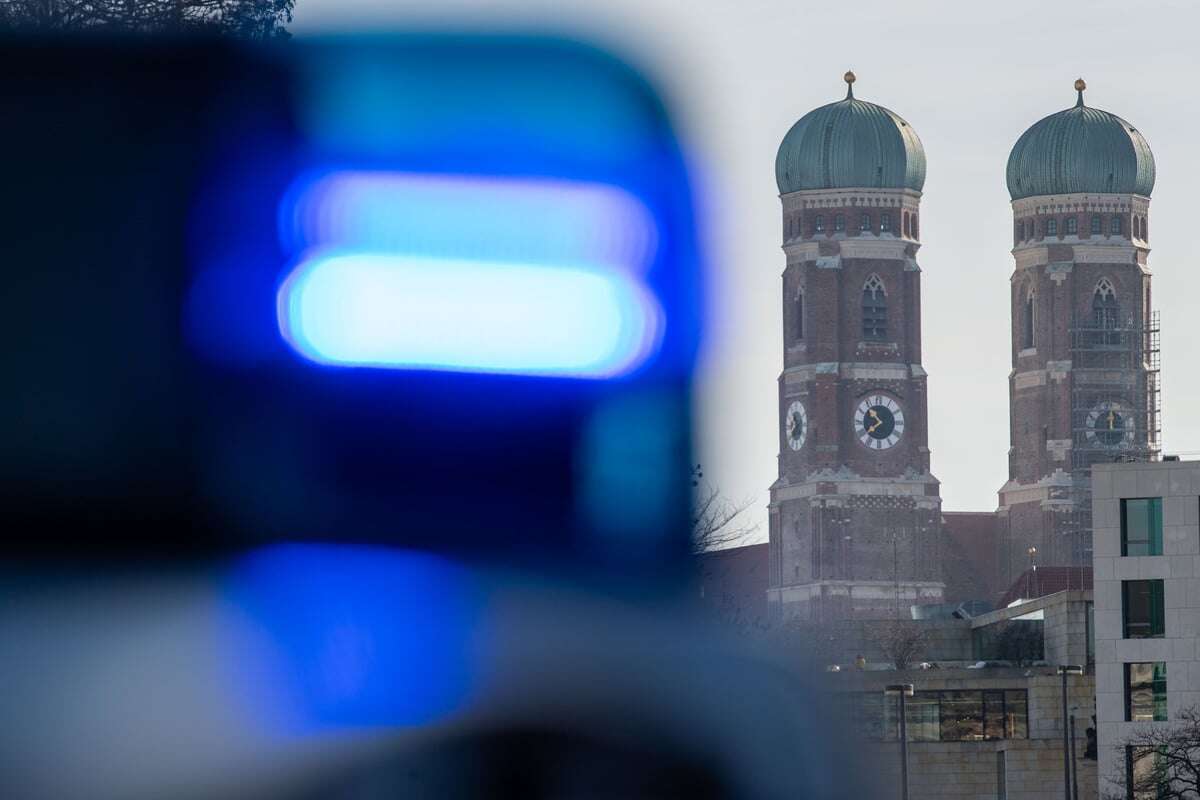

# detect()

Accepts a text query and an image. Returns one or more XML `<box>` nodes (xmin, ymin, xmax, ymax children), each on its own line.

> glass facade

<box><xmin>852</xmin><ymin>690</ymin><xmax>1027</xmax><ymax>742</ymax></box>
<box><xmin>1122</xmin><ymin>498</ymin><xmax>1163</xmax><ymax>556</ymax></box>
<box><xmin>1125</xmin><ymin>662</ymin><xmax>1168</xmax><ymax>722</ymax></box>
<box><xmin>1123</xmin><ymin>580</ymin><xmax>1166</xmax><ymax>639</ymax></box>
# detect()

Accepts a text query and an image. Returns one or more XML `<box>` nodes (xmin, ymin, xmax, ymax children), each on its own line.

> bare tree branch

<box><xmin>865</xmin><ymin>620</ymin><xmax>928</xmax><ymax>670</ymax></box>
<box><xmin>0</xmin><ymin>0</ymin><xmax>293</xmax><ymax>39</ymax></box>
<box><xmin>690</xmin><ymin>463</ymin><xmax>757</xmax><ymax>554</ymax></box>
<box><xmin>1106</xmin><ymin>706</ymin><xmax>1200</xmax><ymax>799</ymax></box>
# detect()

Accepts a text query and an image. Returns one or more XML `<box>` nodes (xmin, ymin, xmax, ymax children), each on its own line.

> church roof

<box><xmin>1006</xmin><ymin>79</ymin><xmax>1155</xmax><ymax>201</ymax></box>
<box><xmin>775</xmin><ymin>72</ymin><xmax>926</xmax><ymax>195</ymax></box>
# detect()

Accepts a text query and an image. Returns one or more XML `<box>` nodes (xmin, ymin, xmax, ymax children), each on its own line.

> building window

<box><xmin>1022</xmin><ymin>290</ymin><xmax>1035</xmax><ymax>349</ymax></box>
<box><xmin>1093</xmin><ymin>278</ymin><xmax>1120</xmax><ymax>345</ymax></box>
<box><xmin>860</xmin><ymin>212</ymin><xmax>871</xmax><ymax>232</ymax></box>
<box><xmin>1047</xmin><ymin>218</ymin><xmax>1058</xmax><ymax>236</ymax></box>
<box><xmin>1123</xmin><ymin>580</ymin><xmax>1165</xmax><ymax>639</ymax></box>
<box><xmin>854</xmin><ymin>690</ymin><xmax>1027</xmax><ymax>742</ymax></box>
<box><xmin>1125</xmin><ymin>662</ymin><xmax>1167</xmax><ymax>722</ymax></box>
<box><xmin>862</xmin><ymin>274</ymin><xmax>887</xmax><ymax>341</ymax></box>
<box><xmin>794</xmin><ymin>290</ymin><xmax>804</xmax><ymax>341</ymax></box>
<box><xmin>1126</xmin><ymin>746</ymin><xmax>1167</xmax><ymax>800</ymax></box>
<box><xmin>834</xmin><ymin>214</ymin><xmax>845</xmax><ymax>232</ymax></box>
<box><xmin>911</xmin><ymin>214</ymin><xmax>918</xmax><ymax>238</ymax></box>
<box><xmin>1066</xmin><ymin>217</ymin><xmax>1078</xmax><ymax>235</ymax></box>
<box><xmin>1092</xmin><ymin>214</ymin><xmax>1103</xmax><ymax>234</ymax></box>
<box><xmin>814</xmin><ymin>215</ymin><xmax>824</xmax><ymax>233</ymax></box>
<box><xmin>1121</xmin><ymin>498</ymin><xmax>1163</xmax><ymax>556</ymax></box>
<box><xmin>1112</xmin><ymin>215</ymin><xmax>1123</xmax><ymax>235</ymax></box>
<box><xmin>880</xmin><ymin>212</ymin><xmax>891</xmax><ymax>232</ymax></box>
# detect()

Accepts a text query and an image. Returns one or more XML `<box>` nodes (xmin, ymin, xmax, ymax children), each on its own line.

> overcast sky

<box><xmin>293</xmin><ymin>1</ymin><xmax>1200</xmax><ymax>543</ymax></box>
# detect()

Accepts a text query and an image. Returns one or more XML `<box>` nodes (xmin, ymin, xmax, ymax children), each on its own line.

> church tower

<box><xmin>767</xmin><ymin>73</ymin><xmax>944</xmax><ymax>622</ymax></box>
<box><xmin>998</xmin><ymin>79</ymin><xmax>1160</xmax><ymax>587</ymax></box>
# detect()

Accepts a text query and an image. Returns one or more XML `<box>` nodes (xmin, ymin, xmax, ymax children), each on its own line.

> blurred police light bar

<box><xmin>280</xmin><ymin>252</ymin><xmax>662</xmax><ymax>377</ymax></box>
<box><xmin>276</xmin><ymin>172</ymin><xmax>663</xmax><ymax>377</ymax></box>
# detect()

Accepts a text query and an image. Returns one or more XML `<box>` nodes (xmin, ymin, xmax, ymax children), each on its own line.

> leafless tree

<box><xmin>866</xmin><ymin>619</ymin><xmax>928</xmax><ymax>670</ymax></box>
<box><xmin>1106</xmin><ymin>707</ymin><xmax>1200</xmax><ymax>799</ymax></box>
<box><xmin>991</xmin><ymin>620</ymin><xmax>1044</xmax><ymax>666</ymax></box>
<box><xmin>0</xmin><ymin>0</ymin><xmax>293</xmax><ymax>39</ymax></box>
<box><xmin>690</xmin><ymin>464</ymin><xmax>757</xmax><ymax>553</ymax></box>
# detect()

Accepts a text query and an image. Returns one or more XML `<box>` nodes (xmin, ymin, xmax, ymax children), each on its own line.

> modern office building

<box><xmin>1092</xmin><ymin>459</ymin><xmax>1200</xmax><ymax>799</ymax></box>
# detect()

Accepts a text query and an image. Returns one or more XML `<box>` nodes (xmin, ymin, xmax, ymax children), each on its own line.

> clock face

<box><xmin>855</xmin><ymin>394</ymin><xmax>904</xmax><ymax>450</ymax></box>
<box><xmin>1086</xmin><ymin>401</ymin><xmax>1134</xmax><ymax>448</ymax></box>
<box><xmin>785</xmin><ymin>400</ymin><xmax>808</xmax><ymax>451</ymax></box>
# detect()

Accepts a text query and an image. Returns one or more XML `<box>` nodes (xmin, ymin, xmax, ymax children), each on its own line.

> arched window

<box><xmin>860</xmin><ymin>213</ymin><xmax>871</xmax><ymax>232</ymax></box>
<box><xmin>833</xmin><ymin>214</ymin><xmax>845</xmax><ymax>232</ymax></box>
<box><xmin>880</xmin><ymin>212</ymin><xmax>891</xmax><ymax>232</ymax></box>
<box><xmin>794</xmin><ymin>288</ymin><xmax>804</xmax><ymax>342</ymax></box>
<box><xmin>1047</xmin><ymin>218</ymin><xmax>1058</xmax><ymax>236</ymax></box>
<box><xmin>1066</xmin><ymin>217</ymin><xmax>1078</xmax><ymax>235</ymax></box>
<box><xmin>1022</xmin><ymin>289</ymin><xmax>1035</xmax><ymax>349</ymax></box>
<box><xmin>862</xmin><ymin>274</ymin><xmax>887</xmax><ymax>341</ymax></box>
<box><xmin>911</xmin><ymin>214</ymin><xmax>919</xmax><ymax>238</ymax></box>
<box><xmin>903</xmin><ymin>212</ymin><xmax>911</xmax><ymax>237</ymax></box>
<box><xmin>1093</xmin><ymin>278</ymin><xmax>1120</xmax><ymax>345</ymax></box>
<box><xmin>1091</xmin><ymin>214</ymin><xmax>1103</xmax><ymax>235</ymax></box>
<box><xmin>1111</xmin><ymin>215</ymin><xmax>1123</xmax><ymax>235</ymax></box>
<box><xmin>814</xmin><ymin>215</ymin><xmax>824</xmax><ymax>234</ymax></box>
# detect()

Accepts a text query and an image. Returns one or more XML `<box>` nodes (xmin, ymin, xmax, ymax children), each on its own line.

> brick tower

<box><xmin>997</xmin><ymin>79</ymin><xmax>1160</xmax><ymax>588</ymax></box>
<box><xmin>767</xmin><ymin>72</ymin><xmax>944</xmax><ymax>622</ymax></box>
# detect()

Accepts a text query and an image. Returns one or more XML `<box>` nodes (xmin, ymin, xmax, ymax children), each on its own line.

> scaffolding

<box><xmin>1060</xmin><ymin>310</ymin><xmax>1161</xmax><ymax>572</ymax></box>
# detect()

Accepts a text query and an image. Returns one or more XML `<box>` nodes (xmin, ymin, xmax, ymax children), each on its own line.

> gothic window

<box><xmin>881</xmin><ymin>212</ymin><xmax>891</xmax><ymax>232</ymax></box>
<box><xmin>1066</xmin><ymin>217</ymin><xmax>1078</xmax><ymax>235</ymax></box>
<box><xmin>860</xmin><ymin>213</ymin><xmax>871</xmax><ymax>232</ymax></box>
<box><xmin>1022</xmin><ymin>290</ymin><xmax>1035</xmax><ymax>349</ymax></box>
<box><xmin>814</xmin><ymin>215</ymin><xmax>824</xmax><ymax>234</ymax></box>
<box><xmin>911</xmin><ymin>214</ymin><xmax>918</xmax><ymax>238</ymax></box>
<box><xmin>1093</xmin><ymin>278</ymin><xmax>1120</xmax><ymax>345</ymax></box>
<box><xmin>903</xmin><ymin>212</ymin><xmax>911</xmax><ymax>237</ymax></box>
<box><xmin>834</xmin><ymin>214</ymin><xmax>846</xmax><ymax>232</ymax></box>
<box><xmin>1091</xmin><ymin>214</ymin><xmax>1103</xmax><ymax>234</ymax></box>
<box><xmin>1047</xmin><ymin>218</ymin><xmax>1058</xmax><ymax>236</ymax></box>
<box><xmin>862</xmin><ymin>274</ymin><xmax>888</xmax><ymax>341</ymax></box>
<box><xmin>1111</xmin><ymin>215</ymin><xmax>1123</xmax><ymax>235</ymax></box>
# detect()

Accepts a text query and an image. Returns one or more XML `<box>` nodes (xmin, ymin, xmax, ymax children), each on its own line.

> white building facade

<box><xmin>1092</xmin><ymin>460</ymin><xmax>1200</xmax><ymax>798</ymax></box>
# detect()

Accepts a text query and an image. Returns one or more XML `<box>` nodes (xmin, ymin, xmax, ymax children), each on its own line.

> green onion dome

<box><xmin>775</xmin><ymin>71</ymin><xmax>926</xmax><ymax>195</ymax></box>
<box><xmin>1007</xmin><ymin>79</ymin><xmax>1155</xmax><ymax>201</ymax></box>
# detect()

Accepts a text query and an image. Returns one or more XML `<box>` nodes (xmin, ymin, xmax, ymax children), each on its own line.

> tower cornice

<box><xmin>1010</xmin><ymin>192</ymin><xmax>1149</xmax><ymax>216</ymax></box>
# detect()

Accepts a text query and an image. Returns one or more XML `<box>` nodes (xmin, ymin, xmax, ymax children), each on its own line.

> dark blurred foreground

<box><xmin>0</xmin><ymin>35</ymin><xmax>870</xmax><ymax>798</ymax></box>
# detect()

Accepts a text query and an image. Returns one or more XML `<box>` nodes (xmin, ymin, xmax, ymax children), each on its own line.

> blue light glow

<box><xmin>222</xmin><ymin>545</ymin><xmax>483</xmax><ymax>732</ymax></box>
<box><xmin>278</xmin><ymin>252</ymin><xmax>663</xmax><ymax>378</ymax></box>
<box><xmin>281</xmin><ymin>171</ymin><xmax>658</xmax><ymax>272</ymax></box>
<box><xmin>274</xmin><ymin>171</ymin><xmax>665</xmax><ymax>378</ymax></box>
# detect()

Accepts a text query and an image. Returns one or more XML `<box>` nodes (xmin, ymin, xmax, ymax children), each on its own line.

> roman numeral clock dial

<box><xmin>855</xmin><ymin>394</ymin><xmax>904</xmax><ymax>450</ymax></box>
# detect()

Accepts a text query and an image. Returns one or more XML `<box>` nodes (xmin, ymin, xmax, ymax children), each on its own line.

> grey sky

<box><xmin>294</xmin><ymin>1</ymin><xmax>1200</xmax><ymax>542</ymax></box>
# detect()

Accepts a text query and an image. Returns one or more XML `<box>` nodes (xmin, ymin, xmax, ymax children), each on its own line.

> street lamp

<box><xmin>1057</xmin><ymin>665</ymin><xmax>1084</xmax><ymax>800</ymax></box>
<box><xmin>885</xmin><ymin>683</ymin><xmax>914</xmax><ymax>800</ymax></box>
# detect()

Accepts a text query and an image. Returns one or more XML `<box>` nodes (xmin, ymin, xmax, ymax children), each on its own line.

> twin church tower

<box><xmin>767</xmin><ymin>73</ymin><xmax>1160</xmax><ymax>621</ymax></box>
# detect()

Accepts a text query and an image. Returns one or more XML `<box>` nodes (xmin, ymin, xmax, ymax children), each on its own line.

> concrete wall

<box><xmin>864</xmin><ymin>739</ymin><xmax>1096</xmax><ymax>800</ymax></box>
<box><xmin>1092</xmin><ymin>460</ymin><xmax>1200</xmax><ymax>799</ymax></box>
<box><xmin>832</xmin><ymin>667</ymin><xmax>1097</xmax><ymax>800</ymax></box>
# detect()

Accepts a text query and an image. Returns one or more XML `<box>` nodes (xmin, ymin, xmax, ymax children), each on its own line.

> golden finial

<box><xmin>1074</xmin><ymin>77</ymin><xmax>1086</xmax><ymax>107</ymax></box>
<box><xmin>844</xmin><ymin>70</ymin><xmax>856</xmax><ymax>98</ymax></box>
